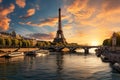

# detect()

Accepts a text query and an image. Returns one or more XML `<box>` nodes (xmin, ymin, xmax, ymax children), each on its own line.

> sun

<box><xmin>91</xmin><ymin>41</ymin><xmax>99</xmax><ymax>46</ymax></box>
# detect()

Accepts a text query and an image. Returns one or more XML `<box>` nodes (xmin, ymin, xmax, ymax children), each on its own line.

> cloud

<box><xmin>61</xmin><ymin>0</ymin><xmax>120</xmax><ymax>45</ymax></box>
<box><xmin>103</xmin><ymin>0</ymin><xmax>120</xmax><ymax>11</ymax></box>
<box><xmin>26</xmin><ymin>33</ymin><xmax>54</xmax><ymax>40</ymax></box>
<box><xmin>0</xmin><ymin>0</ymin><xmax>2</xmax><ymax>3</ymax></box>
<box><xmin>19</xmin><ymin>15</ymin><xmax>67</xmax><ymax>27</ymax></box>
<box><xmin>37</xmin><ymin>17</ymin><xmax>58</xmax><ymax>27</ymax></box>
<box><xmin>0</xmin><ymin>4</ymin><xmax>15</xmax><ymax>31</ymax></box>
<box><xmin>64</xmin><ymin>0</ymin><xmax>95</xmax><ymax>20</ymax></box>
<box><xmin>16</xmin><ymin>0</ymin><xmax>26</xmax><ymax>8</ymax></box>
<box><xmin>63</xmin><ymin>24</ymin><xmax>72</xmax><ymax>30</ymax></box>
<box><xmin>20</xmin><ymin>8</ymin><xmax>35</xmax><ymax>18</ymax></box>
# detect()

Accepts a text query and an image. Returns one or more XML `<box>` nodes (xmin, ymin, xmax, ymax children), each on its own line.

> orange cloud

<box><xmin>27</xmin><ymin>33</ymin><xmax>54</xmax><ymax>41</ymax></box>
<box><xmin>63</xmin><ymin>25</ymin><xmax>72</xmax><ymax>30</ymax></box>
<box><xmin>26</xmin><ymin>9</ymin><xmax>35</xmax><ymax>17</ymax></box>
<box><xmin>19</xmin><ymin>15</ymin><xmax>67</xmax><ymax>27</ymax></box>
<box><xmin>65</xmin><ymin>0</ymin><xmax>95</xmax><ymax>20</ymax></box>
<box><xmin>16</xmin><ymin>0</ymin><xmax>26</xmax><ymax>8</ymax></box>
<box><xmin>20</xmin><ymin>8</ymin><xmax>35</xmax><ymax>18</ymax></box>
<box><xmin>61</xmin><ymin>0</ymin><xmax>120</xmax><ymax>45</ymax></box>
<box><xmin>102</xmin><ymin>0</ymin><xmax>120</xmax><ymax>11</ymax></box>
<box><xmin>19</xmin><ymin>18</ymin><xmax>57</xmax><ymax>27</ymax></box>
<box><xmin>0</xmin><ymin>0</ymin><xmax>2</xmax><ymax>3</ymax></box>
<box><xmin>0</xmin><ymin>4</ymin><xmax>15</xmax><ymax>31</ymax></box>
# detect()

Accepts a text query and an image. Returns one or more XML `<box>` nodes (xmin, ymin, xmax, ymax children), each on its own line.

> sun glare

<box><xmin>91</xmin><ymin>41</ymin><xmax>99</xmax><ymax>46</ymax></box>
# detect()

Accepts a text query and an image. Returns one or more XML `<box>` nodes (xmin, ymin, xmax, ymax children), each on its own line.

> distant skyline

<box><xmin>0</xmin><ymin>0</ymin><xmax>120</xmax><ymax>45</ymax></box>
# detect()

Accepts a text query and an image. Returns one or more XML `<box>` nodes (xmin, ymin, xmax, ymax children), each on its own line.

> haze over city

<box><xmin>0</xmin><ymin>0</ymin><xmax>120</xmax><ymax>45</ymax></box>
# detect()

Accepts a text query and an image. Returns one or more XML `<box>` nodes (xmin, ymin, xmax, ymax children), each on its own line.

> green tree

<box><xmin>26</xmin><ymin>40</ymin><xmax>31</xmax><ymax>47</ymax></box>
<box><xmin>5</xmin><ymin>38</ymin><xmax>12</xmax><ymax>47</ymax></box>
<box><xmin>0</xmin><ymin>37</ymin><xmax>5</xmax><ymax>47</ymax></box>
<box><xmin>103</xmin><ymin>39</ymin><xmax>111</xmax><ymax>46</ymax></box>
<box><xmin>12</xmin><ymin>39</ymin><xmax>19</xmax><ymax>47</ymax></box>
<box><xmin>19</xmin><ymin>40</ymin><xmax>23</xmax><ymax>47</ymax></box>
<box><xmin>22</xmin><ymin>40</ymin><xmax>27</xmax><ymax>47</ymax></box>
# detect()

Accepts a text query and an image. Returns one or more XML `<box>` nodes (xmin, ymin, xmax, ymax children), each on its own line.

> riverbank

<box><xmin>0</xmin><ymin>48</ymin><xmax>39</xmax><ymax>52</ymax></box>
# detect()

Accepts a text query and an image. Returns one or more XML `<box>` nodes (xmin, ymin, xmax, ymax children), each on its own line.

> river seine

<box><xmin>0</xmin><ymin>49</ymin><xmax>120</xmax><ymax>80</ymax></box>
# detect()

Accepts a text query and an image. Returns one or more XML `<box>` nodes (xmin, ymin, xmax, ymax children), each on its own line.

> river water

<box><xmin>0</xmin><ymin>49</ymin><xmax>120</xmax><ymax>80</ymax></box>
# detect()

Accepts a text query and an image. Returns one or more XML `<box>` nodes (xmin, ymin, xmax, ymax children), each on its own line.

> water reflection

<box><xmin>76</xmin><ymin>48</ymin><xmax>97</xmax><ymax>54</ymax></box>
<box><xmin>24</xmin><ymin>56</ymin><xmax>36</xmax><ymax>70</ymax></box>
<box><xmin>0</xmin><ymin>52</ymin><xmax>120</xmax><ymax>80</ymax></box>
<box><xmin>0</xmin><ymin>56</ymin><xmax>25</xmax><ymax>80</ymax></box>
<box><xmin>0</xmin><ymin>56</ymin><xmax>24</xmax><ymax>63</ymax></box>
<box><xmin>56</xmin><ymin>53</ymin><xmax>64</xmax><ymax>80</ymax></box>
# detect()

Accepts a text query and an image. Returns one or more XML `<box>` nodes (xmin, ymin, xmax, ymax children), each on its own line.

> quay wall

<box><xmin>0</xmin><ymin>48</ymin><xmax>39</xmax><ymax>52</ymax></box>
<box><xmin>108</xmin><ymin>47</ymin><xmax>120</xmax><ymax>51</ymax></box>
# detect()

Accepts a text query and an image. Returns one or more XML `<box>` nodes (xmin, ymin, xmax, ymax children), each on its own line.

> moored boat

<box><xmin>25</xmin><ymin>50</ymin><xmax>49</xmax><ymax>56</ymax></box>
<box><xmin>25</xmin><ymin>51</ymin><xmax>36</xmax><ymax>56</ymax></box>
<box><xmin>100</xmin><ymin>55</ymin><xmax>110</xmax><ymax>62</ymax></box>
<box><xmin>36</xmin><ymin>50</ymin><xmax>49</xmax><ymax>54</ymax></box>
<box><xmin>4</xmin><ymin>52</ymin><xmax>24</xmax><ymax>58</ymax></box>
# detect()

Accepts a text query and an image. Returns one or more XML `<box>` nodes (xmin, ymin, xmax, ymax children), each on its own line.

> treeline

<box><xmin>0</xmin><ymin>37</ymin><xmax>34</xmax><ymax>48</ymax></box>
<box><xmin>36</xmin><ymin>41</ymin><xmax>51</xmax><ymax>47</ymax></box>
<box><xmin>36</xmin><ymin>42</ymin><xmax>67</xmax><ymax>47</ymax></box>
<box><xmin>0</xmin><ymin>37</ymin><xmax>79</xmax><ymax>48</ymax></box>
<box><xmin>36</xmin><ymin>41</ymin><xmax>78</xmax><ymax>47</ymax></box>
<box><xmin>103</xmin><ymin>32</ymin><xmax>120</xmax><ymax>46</ymax></box>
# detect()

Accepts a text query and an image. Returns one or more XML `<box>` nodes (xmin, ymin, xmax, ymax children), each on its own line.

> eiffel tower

<box><xmin>53</xmin><ymin>8</ymin><xmax>67</xmax><ymax>44</ymax></box>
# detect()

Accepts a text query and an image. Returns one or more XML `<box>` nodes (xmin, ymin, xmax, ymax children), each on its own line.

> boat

<box><xmin>25</xmin><ymin>50</ymin><xmax>49</xmax><ymax>56</ymax></box>
<box><xmin>4</xmin><ymin>52</ymin><xmax>24</xmax><ymax>58</ymax></box>
<box><xmin>100</xmin><ymin>55</ymin><xmax>110</xmax><ymax>62</ymax></box>
<box><xmin>36</xmin><ymin>50</ymin><xmax>49</xmax><ymax>54</ymax></box>
<box><xmin>25</xmin><ymin>51</ymin><xmax>36</xmax><ymax>56</ymax></box>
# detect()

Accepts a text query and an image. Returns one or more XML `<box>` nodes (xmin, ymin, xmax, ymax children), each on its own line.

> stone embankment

<box><xmin>0</xmin><ymin>48</ymin><xmax>39</xmax><ymax>52</ymax></box>
<box><xmin>0</xmin><ymin>48</ymin><xmax>39</xmax><ymax>57</ymax></box>
<box><xmin>97</xmin><ymin>46</ymin><xmax>120</xmax><ymax>63</ymax></box>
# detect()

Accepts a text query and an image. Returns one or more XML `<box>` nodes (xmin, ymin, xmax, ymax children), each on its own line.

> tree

<box><xmin>103</xmin><ymin>39</ymin><xmax>111</xmax><ymax>46</ymax></box>
<box><xmin>5</xmin><ymin>38</ymin><xmax>12</xmax><ymax>47</ymax></box>
<box><xmin>22</xmin><ymin>40</ymin><xmax>27</xmax><ymax>47</ymax></box>
<box><xmin>12</xmin><ymin>39</ymin><xmax>19</xmax><ymax>47</ymax></box>
<box><xmin>11</xmin><ymin>30</ymin><xmax>16</xmax><ymax>37</ymax></box>
<box><xmin>0</xmin><ymin>37</ymin><xmax>5</xmax><ymax>47</ymax></box>
<box><xmin>26</xmin><ymin>40</ymin><xmax>31</xmax><ymax>47</ymax></box>
<box><xmin>19</xmin><ymin>40</ymin><xmax>22</xmax><ymax>47</ymax></box>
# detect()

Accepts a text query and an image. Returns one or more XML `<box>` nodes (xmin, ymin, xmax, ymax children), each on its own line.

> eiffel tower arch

<box><xmin>53</xmin><ymin>8</ymin><xmax>67</xmax><ymax>44</ymax></box>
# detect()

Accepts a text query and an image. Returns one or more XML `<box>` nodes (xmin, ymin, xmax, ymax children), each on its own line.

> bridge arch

<box><xmin>61</xmin><ymin>47</ymin><xmax>70</xmax><ymax>52</ymax></box>
<box><xmin>42</xmin><ymin>45</ymin><xmax>101</xmax><ymax>53</ymax></box>
<box><xmin>69</xmin><ymin>47</ymin><xmax>84</xmax><ymax>52</ymax></box>
<box><xmin>89</xmin><ymin>48</ymin><xmax>98</xmax><ymax>53</ymax></box>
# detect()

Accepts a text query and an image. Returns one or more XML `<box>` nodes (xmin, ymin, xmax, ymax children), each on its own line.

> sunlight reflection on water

<box><xmin>75</xmin><ymin>49</ymin><xmax>84</xmax><ymax>53</ymax></box>
<box><xmin>75</xmin><ymin>48</ymin><xmax>97</xmax><ymax>53</ymax></box>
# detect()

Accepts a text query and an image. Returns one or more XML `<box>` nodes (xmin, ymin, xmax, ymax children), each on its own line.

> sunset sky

<box><xmin>0</xmin><ymin>0</ymin><xmax>120</xmax><ymax>45</ymax></box>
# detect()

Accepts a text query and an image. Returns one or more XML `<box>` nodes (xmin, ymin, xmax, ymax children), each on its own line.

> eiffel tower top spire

<box><xmin>58</xmin><ymin>8</ymin><xmax>61</xmax><ymax>30</ymax></box>
<box><xmin>53</xmin><ymin>8</ymin><xmax>67</xmax><ymax>44</ymax></box>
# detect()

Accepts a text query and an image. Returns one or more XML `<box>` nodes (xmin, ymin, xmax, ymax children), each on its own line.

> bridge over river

<box><xmin>40</xmin><ymin>45</ymin><xmax>101</xmax><ymax>53</ymax></box>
